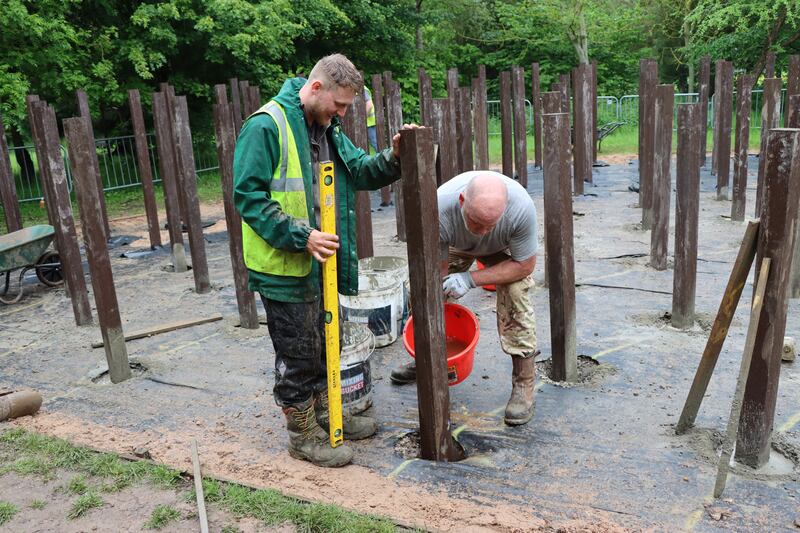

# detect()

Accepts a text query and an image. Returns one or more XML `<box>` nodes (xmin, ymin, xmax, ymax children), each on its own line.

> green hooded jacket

<box><xmin>233</xmin><ymin>78</ymin><xmax>400</xmax><ymax>303</ymax></box>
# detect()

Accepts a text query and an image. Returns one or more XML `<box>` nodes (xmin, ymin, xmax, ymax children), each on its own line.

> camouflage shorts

<box><xmin>448</xmin><ymin>248</ymin><xmax>538</xmax><ymax>358</ymax></box>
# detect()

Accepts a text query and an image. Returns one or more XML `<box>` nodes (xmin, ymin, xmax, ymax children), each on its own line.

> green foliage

<box><xmin>144</xmin><ymin>504</ymin><xmax>181</xmax><ymax>529</ymax></box>
<box><xmin>29</xmin><ymin>500</ymin><xmax>46</xmax><ymax>510</ymax></box>
<box><xmin>67</xmin><ymin>492</ymin><xmax>103</xmax><ymax>519</ymax></box>
<box><xmin>0</xmin><ymin>501</ymin><xmax>18</xmax><ymax>526</ymax></box>
<box><xmin>64</xmin><ymin>474</ymin><xmax>89</xmax><ymax>495</ymax></box>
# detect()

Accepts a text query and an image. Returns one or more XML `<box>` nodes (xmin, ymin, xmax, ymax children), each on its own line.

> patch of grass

<box><xmin>67</xmin><ymin>492</ymin><xmax>103</xmax><ymax>519</ymax></box>
<box><xmin>148</xmin><ymin>464</ymin><xmax>184</xmax><ymax>488</ymax></box>
<box><xmin>144</xmin><ymin>504</ymin><xmax>181</xmax><ymax>529</ymax></box>
<box><xmin>221</xmin><ymin>526</ymin><xmax>240</xmax><ymax>533</ymax></box>
<box><xmin>29</xmin><ymin>500</ymin><xmax>46</xmax><ymax>510</ymax></box>
<box><xmin>64</xmin><ymin>474</ymin><xmax>89</xmax><ymax>495</ymax></box>
<box><xmin>0</xmin><ymin>501</ymin><xmax>19</xmax><ymax>526</ymax></box>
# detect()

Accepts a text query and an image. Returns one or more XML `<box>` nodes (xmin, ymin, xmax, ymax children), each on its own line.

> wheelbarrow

<box><xmin>0</xmin><ymin>225</ymin><xmax>63</xmax><ymax>305</ymax></box>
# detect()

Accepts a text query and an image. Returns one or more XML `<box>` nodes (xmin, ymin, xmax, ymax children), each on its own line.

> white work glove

<box><xmin>442</xmin><ymin>272</ymin><xmax>475</xmax><ymax>299</ymax></box>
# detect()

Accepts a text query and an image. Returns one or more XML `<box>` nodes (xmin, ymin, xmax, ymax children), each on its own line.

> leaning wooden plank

<box><xmin>675</xmin><ymin>220</ymin><xmax>759</xmax><ymax>434</ymax></box>
<box><xmin>91</xmin><ymin>314</ymin><xmax>223</xmax><ymax>348</ymax></box>
<box><xmin>191</xmin><ymin>440</ymin><xmax>210</xmax><ymax>533</ymax></box>
<box><xmin>714</xmin><ymin>257</ymin><xmax>770</xmax><ymax>498</ymax></box>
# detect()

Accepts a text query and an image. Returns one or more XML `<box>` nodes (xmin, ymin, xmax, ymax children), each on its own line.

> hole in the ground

<box><xmin>536</xmin><ymin>355</ymin><xmax>615</xmax><ymax>385</ymax></box>
<box><xmin>394</xmin><ymin>429</ymin><xmax>467</xmax><ymax>462</ymax></box>
<box><xmin>91</xmin><ymin>362</ymin><xmax>147</xmax><ymax>383</ymax></box>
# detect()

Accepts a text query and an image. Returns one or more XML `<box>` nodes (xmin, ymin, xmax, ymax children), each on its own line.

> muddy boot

<box><xmin>283</xmin><ymin>398</ymin><xmax>353</xmax><ymax>467</ymax></box>
<box><xmin>315</xmin><ymin>390</ymin><xmax>377</xmax><ymax>440</ymax></box>
<box><xmin>390</xmin><ymin>362</ymin><xmax>417</xmax><ymax>384</ymax></box>
<box><xmin>504</xmin><ymin>355</ymin><xmax>536</xmax><ymax>426</ymax></box>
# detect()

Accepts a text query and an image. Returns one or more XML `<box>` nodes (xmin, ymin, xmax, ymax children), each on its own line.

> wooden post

<box><xmin>499</xmin><ymin>71</ymin><xmax>513</xmax><ymax>178</ymax></box>
<box><xmin>675</xmin><ymin>221</ymin><xmax>760</xmax><ymax>434</ymax></box>
<box><xmin>418</xmin><ymin>68</ymin><xmax>433</xmax><ymax>126</ymax></box>
<box><xmin>128</xmin><ymin>89</ymin><xmax>162</xmax><ymax>249</ymax></box>
<box><xmin>474</xmin><ymin>65</ymin><xmax>489</xmax><ymax>169</ymax></box>
<box><xmin>229</xmin><ymin>78</ymin><xmax>243</xmax><ymax>135</ymax></box>
<box><xmin>765</xmin><ymin>52</ymin><xmax>776</xmax><ymax>78</ymax></box>
<box><xmin>386</xmin><ymin>80</ymin><xmax>406</xmax><ymax>241</ymax></box>
<box><xmin>399</xmin><ymin>127</ymin><xmax>459</xmax><ymax>462</ymax></box>
<box><xmin>789</xmin><ymin>95</ymin><xmax>800</xmax><ymax>128</ymax></box>
<box><xmin>531</xmin><ymin>63</ymin><xmax>543</xmax><ymax>169</ymax></box>
<box><xmin>249</xmin><ymin>86</ymin><xmax>261</xmax><ymax>113</ymax></box>
<box><xmin>788</xmin><ymin>99</ymin><xmax>800</xmax><ymax>297</ymax></box>
<box><xmin>213</xmin><ymin>86</ymin><xmax>259</xmax><ymax>329</ymax></box>
<box><xmin>716</xmin><ymin>61</ymin><xmax>734</xmax><ymax>200</ymax></box>
<box><xmin>559</xmin><ymin>74</ymin><xmax>571</xmax><ymax>118</ymax></box>
<box><xmin>76</xmin><ymin>90</ymin><xmax>110</xmax><ymax>238</ymax></box>
<box><xmin>591</xmin><ymin>60</ymin><xmax>598</xmax><ymax>163</ymax></box>
<box><xmin>0</xmin><ymin>113</ymin><xmax>22</xmax><ymax>233</ymax></box>
<box><xmin>238</xmin><ymin>80</ymin><xmax>251</xmax><ymax>115</ymax></box>
<box><xmin>650</xmin><ymin>84</ymin><xmax>674</xmax><ymax>271</ymax></box>
<box><xmin>542</xmin><ymin>92</ymin><xmax>561</xmax><ymax>115</ymax></box>
<box><xmin>736</xmin><ymin>128</ymin><xmax>800</xmax><ymax>467</ymax></box>
<box><xmin>712</xmin><ymin>61</ymin><xmax>722</xmax><ymax>176</ymax></box>
<box><xmin>672</xmin><ymin>104</ymin><xmax>701</xmax><ymax>329</ymax></box>
<box><xmin>31</xmin><ymin>102</ymin><xmax>93</xmax><ymax>326</ymax></box>
<box><xmin>787</xmin><ymin>56</ymin><xmax>800</xmax><ymax>126</ymax></box>
<box><xmin>639</xmin><ymin>59</ymin><xmax>658</xmax><ymax>228</ymax></box>
<box><xmin>698</xmin><ymin>56</ymin><xmax>711</xmax><ymax>166</ymax></box>
<box><xmin>172</xmin><ymin>96</ymin><xmax>211</xmax><ymax>294</ymax></box>
<box><xmin>152</xmin><ymin>92</ymin><xmax>188</xmax><ymax>272</ymax></box>
<box><xmin>731</xmin><ymin>75</ymin><xmax>753</xmax><ymax>221</ymax></box>
<box><xmin>63</xmin><ymin>117</ymin><xmax>131</xmax><ymax>382</ymax></box>
<box><xmin>431</xmin><ymin>98</ymin><xmax>453</xmax><ymax>185</ymax></box>
<box><xmin>446</xmin><ymin>68</ymin><xmax>460</xmax><ymax>173</ymax></box>
<box><xmin>511</xmin><ymin>66</ymin><xmax>528</xmax><ymax>187</ymax></box>
<box><xmin>162</xmin><ymin>84</ymin><xmax>190</xmax><ymax>227</ymax></box>
<box><xmin>371</xmin><ymin>74</ymin><xmax>392</xmax><ymax>206</ymax></box>
<box><xmin>26</xmin><ymin>95</ymin><xmax>57</xmax><ymax>227</ymax></box>
<box><xmin>755</xmin><ymin>78</ymin><xmax>783</xmax><ymax>216</ymax></box>
<box><xmin>543</xmin><ymin>112</ymin><xmax>577</xmax><ymax>382</ymax></box>
<box><xmin>572</xmin><ymin>64</ymin><xmax>591</xmax><ymax>192</ymax></box>
<box><xmin>454</xmin><ymin>86</ymin><xmax>472</xmax><ymax>173</ymax></box>
<box><xmin>341</xmin><ymin>88</ymin><xmax>374</xmax><ymax>259</ymax></box>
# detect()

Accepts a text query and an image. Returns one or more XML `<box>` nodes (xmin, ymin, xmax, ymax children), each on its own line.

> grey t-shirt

<box><xmin>439</xmin><ymin>171</ymin><xmax>538</xmax><ymax>261</ymax></box>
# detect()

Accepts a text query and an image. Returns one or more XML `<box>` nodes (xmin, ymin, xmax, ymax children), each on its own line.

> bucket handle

<box><xmin>367</xmin><ymin>329</ymin><xmax>376</xmax><ymax>358</ymax></box>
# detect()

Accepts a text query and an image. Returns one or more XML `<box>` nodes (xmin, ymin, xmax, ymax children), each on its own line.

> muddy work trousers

<box><xmin>448</xmin><ymin>248</ymin><xmax>538</xmax><ymax>358</ymax></box>
<box><xmin>261</xmin><ymin>296</ymin><xmax>328</xmax><ymax>408</ymax></box>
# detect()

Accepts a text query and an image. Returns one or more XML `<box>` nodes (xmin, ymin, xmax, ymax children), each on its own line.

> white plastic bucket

<box><xmin>340</xmin><ymin>322</ymin><xmax>375</xmax><ymax>415</ymax></box>
<box><xmin>340</xmin><ymin>256</ymin><xmax>409</xmax><ymax>347</ymax></box>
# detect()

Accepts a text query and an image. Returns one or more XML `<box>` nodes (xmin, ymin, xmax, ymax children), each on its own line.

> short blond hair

<box><xmin>308</xmin><ymin>54</ymin><xmax>363</xmax><ymax>93</ymax></box>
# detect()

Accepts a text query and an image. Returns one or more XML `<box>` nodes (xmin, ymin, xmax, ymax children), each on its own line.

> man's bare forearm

<box><xmin>470</xmin><ymin>256</ymin><xmax>536</xmax><ymax>286</ymax></box>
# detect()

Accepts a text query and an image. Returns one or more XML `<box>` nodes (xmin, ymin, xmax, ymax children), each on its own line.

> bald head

<box><xmin>462</xmin><ymin>173</ymin><xmax>508</xmax><ymax>227</ymax></box>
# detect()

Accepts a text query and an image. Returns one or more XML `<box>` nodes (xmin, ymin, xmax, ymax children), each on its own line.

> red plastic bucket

<box><xmin>476</xmin><ymin>260</ymin><xmax>496</xmax><ymax>291</ymax></box>
<box><xmin>402</xmin><ymin>302</ymin><xmax>480</xmax><ymax>386</ymax></box>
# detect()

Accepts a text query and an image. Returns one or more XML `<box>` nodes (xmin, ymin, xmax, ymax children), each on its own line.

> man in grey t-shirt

<box><xmin>391</xmin><ymin>171</ymin><xmax>539</xmax><ymax>426</ymax></box>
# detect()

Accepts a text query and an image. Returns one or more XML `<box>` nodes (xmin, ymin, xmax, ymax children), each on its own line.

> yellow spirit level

<box><xmin>319</xmin><ymin>161</ymin><xmax>343</xmax><ymax>447</ymax></box>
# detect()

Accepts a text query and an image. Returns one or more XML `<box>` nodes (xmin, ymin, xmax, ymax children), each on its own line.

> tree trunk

<box><xmin>568</xmin><ymin>9</ymin><xmax>589</xmax><ymax>65</ymax></box>
<box><xmin>684</xmin><ymin>18</ymin><xmax>695</xmax><ymax>93</ymax></box>
<box><xmin>416</xmin><ymin>0</ymin><xmax>424</xmax><ymax>51</ymax></box>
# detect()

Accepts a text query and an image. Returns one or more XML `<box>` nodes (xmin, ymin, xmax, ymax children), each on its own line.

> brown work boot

<box><xmin>504</xmin><ymin>355</ymin><xmax>536</xmax><ymax>426</ymax></box>
<box><xmin>283</xmin><ymin>397</ymin><xmax>353</xmax><ymax>467</ymax></box>
<box><xmin>315</xmin><ymin>390</ymin><xmax>377</xmax><ymax>440</ymax></box>
<box><xmin>390</xmin><ymin>362</ymin><xmax>417</xmax><ymax>384</ymax></box>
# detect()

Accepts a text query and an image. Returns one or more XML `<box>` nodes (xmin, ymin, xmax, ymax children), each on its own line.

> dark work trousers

<box><xmin>261</xmin><ymin>295</ymin><xmax>328</xmax><ymax>407</ymax></box>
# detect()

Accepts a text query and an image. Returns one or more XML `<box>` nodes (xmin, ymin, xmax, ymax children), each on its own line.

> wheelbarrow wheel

<box><xmin>35</xmin><ymin>251</ymin><xmax>64</xmax><ymax>287</ymax></box>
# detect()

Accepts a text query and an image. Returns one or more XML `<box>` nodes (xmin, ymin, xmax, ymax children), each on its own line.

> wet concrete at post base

<box><xmin>2</xmin><ymin>155</ymin><xmax>800</xmax><ymax>530</ymax></box>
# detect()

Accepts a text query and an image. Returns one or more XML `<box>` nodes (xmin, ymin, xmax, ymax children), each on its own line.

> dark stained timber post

<box><xmin>572</xmin><ymin>64</ymin><xmax>591</xmax><ymax>192</ymax></box>
<box><xmin>765</xmin><ymin>52</ymin><xmax>776</xmax><ymax>78</ymax></box>
<box><xmin>446</xmin><ymin>69</ymin><xmax>460</xmax><ymax>175</ymax></box>
<box><xmin>213</xmin><ymin>86</ymin><xmax>259</xmax><ymax>329</ymax></box>
<box><xmin>542</xmin><ymin>92</ymin><xmax>561</xmax><ymax>115</ymax></box>
<box><xmin>76</xmin><ymin>90</ymin><xmax>110</xmax><ymax>238</ymax></box>
<box><xmin>250</xmin><ymin>86</ymin><xmax>261</xmax><ymax>113</ymax></box>
<box><xmin>163</xmin><ymin>85</ymin><xmax>190</xmax><ymax>225</ymax></box>
<box><xmin>152</xmin><ymin>92</ymin><xmax>187</xmax><ymax>272</ymax></box>
<box><xmin>716</xmin><ymin>61</ymin><xmax>734</xmax><ymax>200</ymax></box>
<box><xmin>386</xmin><ymin>80</ymin><xmax>406</xmax><ymax>242</ymax></box>
<box><xmin>698</xmin><ymin>56</ymin><xmax>711</xmax><ymax>167</ymax></box>
<box><xmin>457</xmin><ymin>86</ymin><xmax>474</xmax><ymax>173</ymax></box>
<box><xmin>348</xmin><ymin>86</ymin><xmax>374</xmax><ymax>259</ymax></box>
<box><xmin>672</xmin><ymin>104</ymin><xmax>701</xmax><ymax>329</ymax></box>
<box><xmin>650</xmin><ymin>84</ymin><xmax>674</xmax><ymax>271</ymax></box>
<box><xmin>712</xmin><ymin>61</ymin><xmax>723</xmax><ymax>176</ymax></box>
<box><xmin>63</xmin><ymin>117</ymin><xmax>131</xmax><ymax>383</ymax></box>
<box><xmin>639</xmin><ymin>60</ymin><xmax>658</xmax><ymax>227</ymax></box>
<box><xmin>559</xmin><ymin>74</ymin><xmax>571</xmax><ymax>118</ymax></box>
<box><xmin>789</xmin><ymin>95</ymin><xmax>800</xmax><ymax>128</ymax></box>
<box><xmin>736</xmin><ymin>128</ymin><xmax>800</xmax><ymax>467</ymax></box>
<box><xmin>543</xmin><ymin>112</ymin><xmax>578</xmax><ymax>382</ymax></box>
<box><xmin>441</xmin><ymin>96</ymin><xmax>458</xmax><ymax>183</ymax></box>
<box><xmin>0</xmin><ymin>113</ymin><xmax>22</xmax><ymax>233</ymax></box>
<box><xmin>26</xmin><ymin>95</ymin><xmax>57</xmax><ymax>227</ymax></box>
<box><xmin>371</xmin><ymin>74</ymin><xmax>392</xmax><ymax>207</ymax></box>
<box><xmin>229</xmin><ymin>78</ymin><xmax>243</xmax><ymax>135</ymax></box>
<box><xmin>398</xmin><ymin>127</ymin><xmax>459</xmax><ymax>462</ymax></box>
<box><xmin>511</xmin><ymin>66</ymin><xmax>528</xmax><ymax>187</ymax></box>
<box><xmin>791</xmin><ymin>98</ymin><xmax>800</xmax><ymax>297</ymax></box>
<box><xmin>128</xmin><ymin>89</ymin><xmax>162</xmax><ymax>249</ymax></box>
<box><xmin>474</xmin><ymin>65</ymin><xmax>489</xmax><ymax>169</ymax></box>
<box><xmin>755</xmin><ymin>79</ymin><xmax>783</xmax><ymax>217</ymax></box>
<box><xmin>173</xmin><ymin>96</ymin><xmax>211</xmax><ymax>294</ymax></box>
<box><xmin>31</xmin><ymin>102</ymin><xmax>93</xmax><ymax>326</ymax></box>
<box><xmin>430</xmin><ymin>98</ymin><xmax>450</xmax><ymax>185</ymax></box>
<box><xmin>531</xmin><ymin>63</ymin><xmax>543</xmax><ymax>169</ymax></box>
<box><xmin>238</xmin><ymin>80</ymin><xmax>251</xmax><ymax>115</ymax></box>
<box><xmin>418</xmin><ymin>68</ymin><xmax>433</xmax><ymax>126</ymax></box>
<box><xmin>732</xmin><ymin>75</ymin><xmax>753</xmax><ymax>221</ymax></box>
<box><xmin>591</xmin><ymin>60</ymin><xmax>598</xmax><ymax>163</ymax></box>
<box><xmin>788</xmin><ymin>56</ymin><xmax>800</xmax><ymax>126</ymax></box>
<box><xmin>500</xmin><ymin>71</ymin><xmax>513</xmax><ymax>178</ymax></box>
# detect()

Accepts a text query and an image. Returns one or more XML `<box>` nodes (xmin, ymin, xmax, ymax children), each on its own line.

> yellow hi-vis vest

<box><xmin>241</xmin><ymin>101</ymin><xmax>312</xmax><ymax>277</ymax></box>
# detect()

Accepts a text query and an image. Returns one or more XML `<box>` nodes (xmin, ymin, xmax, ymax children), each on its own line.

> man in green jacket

<box><xmin>233</xmin><ymin>54</ymin><xmax>408</xmax><ymax>467</ymax></box>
